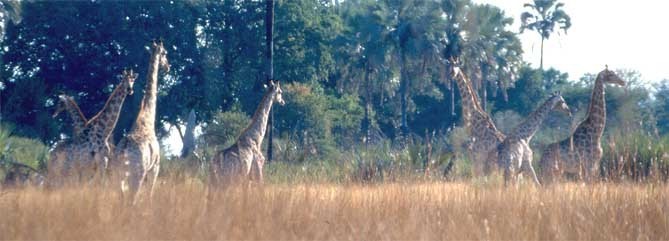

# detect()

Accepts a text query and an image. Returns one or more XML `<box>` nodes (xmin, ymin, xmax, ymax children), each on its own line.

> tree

<box><xmin>461</xmin><ymin>3</ymin><xmax>522</xmax><ymax>111</ymax></box>
<box><xmin>1</xmin><ymin>1</ymin><xmax>205</xmax><ymax>142</ymax></box>
<box><xmin>338</xmin><ymin>0</ymin><xmax>408</xmax><ymax>144</ymax></box>
<box><xmin>654</xmin><ymin>80</ymin><xmax>669</xmax><ymax>135</ymax></box>
<box><xmin>520</xmin><ymin>0</ymin><xmax>571</xmax><ymax>70</ymax></box>
<box><xmin>266</xmin><ymin>0</ymin><xmax>275</xmax><ymax>162</ymax></box>
<box><xmin>376</xmin><ymin>0</ymin><xmax>445</xmax><ymax>140</ymax></box>
<box><xmin>0</xmin><ymin>0</ymin><xmax>20</xmax><ymax>40</ymax></box>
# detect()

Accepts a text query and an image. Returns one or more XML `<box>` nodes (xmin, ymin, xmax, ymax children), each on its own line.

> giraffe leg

<box><xmin>522</xmin><ymin>157</ymin><xmax>541</xmax><ymax>186</ymax></box>
<box><xmin>502</xmin><ymin>155</ymin><xmax>513</xmax><ymax>187</ymax></box>
<box><xmin>132</xmin><ymin>171</ymin><xmax>148</xmax><ymax>204</ymax></box>
<box><xmin>149</xmin><ymin>161</ymin><xmax>160</xmax><ymax>197</ymax></box>
<box><xmin>252</xmin><ymin>153</ymin><xmax>265</xmax><ymax>183</ymax></box>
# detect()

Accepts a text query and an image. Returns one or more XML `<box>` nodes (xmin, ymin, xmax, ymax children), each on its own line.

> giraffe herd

<box><xmin>450</xmin><ymin>59</ymin><xmax>626</xmax><ymax>185</ymax></box>
<box><xmin>45</xmin><ymin>40</ymin><xmax>625</xmax><ymax>197</ymax></box>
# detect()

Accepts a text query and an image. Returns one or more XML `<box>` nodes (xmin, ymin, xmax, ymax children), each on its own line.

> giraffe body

<box><xmin>210</xmin><ymin>81</ymin><xmax>284</xmax><ymax>185</ymax></box>
<box><xmin>113</xmin><ymin>40</ymin><xmax>169</xmax><ymax>200</ymax></box>
<box><xmin>539</xmin><ymin>68</ymin><xmax>625</xmax><ymax>182</ymax></box>
<box><xmin>47</xmin><ymin>70</ymin><xmax>136</xmax><ymax>186</ymax></box>
<box><xmin>493</xmin><ymin>92</ymin><xmax>571</xmax><ymax>185</ymax></box>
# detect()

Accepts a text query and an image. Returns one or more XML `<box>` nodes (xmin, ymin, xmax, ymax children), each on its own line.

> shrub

<box><xmin>0</xmin><ymin>123</ymin><xmax>48</xmax><ymax>184</ymax></box>
<box><xmin>201</xmin><ymin>107</ymin><xmax>251</xmax><ymax>149</ymax></box>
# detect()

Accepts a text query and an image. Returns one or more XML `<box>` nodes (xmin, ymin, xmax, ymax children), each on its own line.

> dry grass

<box><xmin>0</xmin><ymin>181</ymin><xmax>667</xmax><ymax>240</ymax></box>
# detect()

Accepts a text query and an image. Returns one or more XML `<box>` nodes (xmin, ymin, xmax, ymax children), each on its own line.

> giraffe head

<box><xmin>151</xmin><ymin>39</ymin><xmax>170</xmax><ymax>73</ymax></box>
<box><xmin>448</xmin><ymin>57</ymin><xmax>463</xmax><ymax>80</ymax></box>
<box><xmin>269</xmin><ymin>80</ymin><xmax>285</xmax><ymax>106</ymax></box>
<box><xmin>597</xmin><ymin>66</ymin><xmax>626</xmax><ymax>87</ymax></box>
<box><xmin>550</xmin><ymin>91</ymin><xmax>571</xmax><ymax>117</ymax></box>
<box><xmin>120</xmin><ymin>69</ymin><xmax>138</xmax><ymax>95</ymax></box>
<box><xmin>53</xmin><ymin>94</ymin><xmax>70</xmax><ymax>118</ymax></box>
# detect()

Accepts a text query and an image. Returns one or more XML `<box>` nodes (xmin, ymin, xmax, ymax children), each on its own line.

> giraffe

<box><xmin>48</xmin><ymin>94</ymin><xmax>87</xmax><ymax>186</ymax></box>
<box><xmin>47</xmin><ymin>69</ymin><xmax>137</xmax><ymax>186</ymax></box>
<box><xmin>449</xmin><ymin>60</ymin><xmax>506</xmax><ymax>175</ymax></box>
<box><xmin>490</xmin><ymin>92</ymin><xmax>571</xmax><ymax>186</ymax></box>
<box><xmin>210</xmin><ymin>80</ymin><xmax>285</xmax><ymax>185</ymax></box>
<box><xmin>113</xmin><ymin>40</ymin><xmax>169</xmax><ymax>200</ymax></box>
<box><xmin>52</xmin><ymin>94</ymin><xmax>88</xmax><ymax>141</ymax></box>
<box><xmin>539</xmin><ymin>67</ymin><xmax>625</xmax><ymax>183</ymax></box>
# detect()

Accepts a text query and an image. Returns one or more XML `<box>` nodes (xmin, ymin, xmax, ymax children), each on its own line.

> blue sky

<box><xmin>475</xmin><ymin>0</ymin><xmax>669</xmax><ymax>82</ymax></box>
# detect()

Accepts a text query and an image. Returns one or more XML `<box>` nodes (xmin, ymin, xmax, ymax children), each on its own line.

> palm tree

<box><xmin>520</xmin><ymin>0</ymin><xmax>571</xmax><ymax>70</ymax></box>
<box><xmin>388</xmin><ymin>0</ymin><xmax>445</xmax><ymax>139</ymax></box>
<box><xmin>461</xmin><ymin>3</ymin><xmax>522</xmax><ymax>111</ymax></box>
<box><xmin>339</xmin><ymin>0</ymin><xmax>396</xmax><ymax>146</ymax></box>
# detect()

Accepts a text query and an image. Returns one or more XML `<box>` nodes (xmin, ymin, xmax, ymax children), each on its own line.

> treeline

<box><xmin>0</xmin><ymin>0</ymin><xmax>668</xmax><ymax>170</ymax></box>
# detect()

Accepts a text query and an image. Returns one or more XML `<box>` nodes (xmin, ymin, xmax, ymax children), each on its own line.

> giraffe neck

<box><xmin>453</xmin><ymin>70</ymin><xmax>484</xmax><ymax>125</ymax></box>
<box><xmin>582</xmin><ymin>77</ymin><xmax>606</xmax><ymax>135</ymax></box>
<box><xmin>510</xmin><ymin>96</ymin><xmax>561</xmax><ymax>141</ymax></box>
<box><xmin>64</xmin><ymin>98</ymin><xmax>88</xmax><ymax>141</ymax></box>
<box><xmin>238</xmin><ymin>89</ymin><xmax>276</xmax><ymax>148</ymax></box>
<box><xmin>88</xmin><ymin>81</ymin><xmax>130</xmax><ymax>140</ymax></box>
<box><xmin>132</xmin><ymin>50</ymin><xmax>160</xmax><ymax>134</ymax></box>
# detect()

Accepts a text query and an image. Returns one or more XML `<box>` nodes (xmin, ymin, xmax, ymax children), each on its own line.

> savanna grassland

<box><xmin>1</xmin><ymin>181</ymin><xmax>667</xmax><ymax>240</ymax></box>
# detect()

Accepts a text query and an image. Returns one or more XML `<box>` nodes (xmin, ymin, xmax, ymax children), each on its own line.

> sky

<box><xmin>474</xmin><ymin>0</ymin><xmax>669</xmax><ymax>82</ymax></box>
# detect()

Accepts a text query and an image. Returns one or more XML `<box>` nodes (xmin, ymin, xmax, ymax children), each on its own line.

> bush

<box><xmin>201</xmin><ymin>107</ymin><xmax>251</xmax><ymax>149</ymax></box>
<box><xmin>276</xmin><ymin>82</ymin><xmax>363</xmax><ymax>160</ymax></box>
<box><xmin>0</xmin><ymin>123</ymin><xmax>48</xmax><ymax>184</ymax></box>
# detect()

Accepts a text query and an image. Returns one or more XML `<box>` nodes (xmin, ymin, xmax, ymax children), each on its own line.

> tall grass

<box><xmin>1</xmin><ymin>182</ymin><xmax>667</xmax><ymax>240</ymax></box>
<box><xmin>602</xmin><ymin>130</ymin><xmax>669</xmax><ymax>182</ymax></box>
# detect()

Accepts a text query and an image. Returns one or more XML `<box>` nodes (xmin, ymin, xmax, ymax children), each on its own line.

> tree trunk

<box><xmin>265</xmin><ymin>0</ymin><xmax>275</xmax><ymax>162</ymax></box>
<box><xmin>451</xmin><ymin>76</ymin><xmax>455</xmax><ymax>128</ymax></box>
<box><xmin>180</xmin><ymin>109</ymin><xmax>197</xmax><ymax>158</ymax></box>
<box><xmin>362</xmin><ymin>69</ymin><xmax>371</xmax><ymax>148</ymax></box>
<box><xmin>334</xmin><ymin>0</ymin><xmax>340</xmax><ymax>14</ymax></box>
<box><xmin>540</xmin><ymin>37</ymin><xmax>544</xmax><ymax>70</ymax></box>
<box><xmin>399</xmin><ymin>51</ymin><xmax>409</xmax><ymax>140</ymax></box>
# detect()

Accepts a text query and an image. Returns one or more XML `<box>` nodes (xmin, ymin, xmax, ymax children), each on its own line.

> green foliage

<box><xmin>520</xmin><ymin>0</ymin><xmax>572</xmax><ymax>39</ymax></box>
<box><xmin>0</xmin><ymin>123</ymin><xmax>48</xmax><ymax>181</ymax></box>
<box><xmin>520</xmin><ymin>0</ymin><xmax>571</xmax><ymax>69</ymax></box>
<box><xmin>602</xmin><ymin>130</ymin><xmax>669</xmax><ymax>182</ymax></box>
<box><xmin>653</xmin><ymin>80</ymin><xmax>669</xmax><ymax>135</ymax></box>
<box><xmin>202</xmin><ymin>107</ymin><xmax>251</xmax><ymax>149</ymax></box>
<box><xmin>2</xmin><ymin>0</ymin><xmax>669</xmax><ymax>184</ymax></box>
<box><xmin>277</xmin><ymin>82</ymin><xmax>363</xmax><ymax>158</ymax></box>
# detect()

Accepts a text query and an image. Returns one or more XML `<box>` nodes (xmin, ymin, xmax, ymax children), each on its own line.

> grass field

<box><xmin>1</xmin><ymin>181</ymin><xmax>667</xmax><ymax>240</ymax></box>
